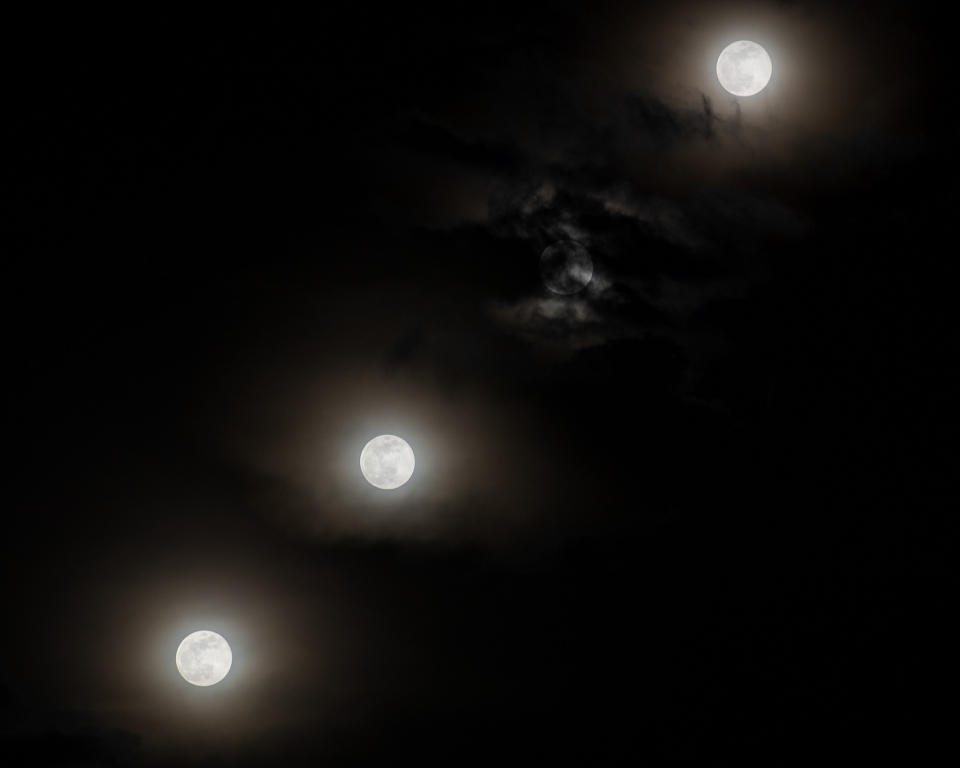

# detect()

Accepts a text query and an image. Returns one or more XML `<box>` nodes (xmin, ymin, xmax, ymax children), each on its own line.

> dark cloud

<box><xmin>396</xmin><ymin>116</ymin><xmax>524</xmax><ymax>178</ymax></box>
<box><xmin>3</xmin><ymin>727</ymin><xmax>142</xmax><ymax>767</ymax></box>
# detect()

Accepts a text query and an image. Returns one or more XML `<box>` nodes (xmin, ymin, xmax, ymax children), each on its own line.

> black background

<box><xmin>3</xmin><ymin>3</ymin><xmax>956</xmax><ymax>764</ymax></box>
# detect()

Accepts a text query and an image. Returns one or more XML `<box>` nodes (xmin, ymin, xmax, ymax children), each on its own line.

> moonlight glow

<box><xmin>716</xmin><ymin>40</ymin><xmax>772</xmax><ymax>97</ymax></box>
<box><xmin>175</xmin><ymin>630</ymin><xmax>232</xmax><ymax>687</ymax></box>
<box><xmin>360</xmin><ymin>434</ymin><xmax>416</xmax><ymax>489</ymax></box>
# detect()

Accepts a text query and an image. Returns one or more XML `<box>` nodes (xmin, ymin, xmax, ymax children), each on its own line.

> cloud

<box><xmin>489</xmin><ymin>296</ymin><xmax>606</xmax><ymax>352</ymax></box>
<box><xmin>374</xmin><ymin>70</ymin><xmax>818</xmax><ymax>370</ymax></box>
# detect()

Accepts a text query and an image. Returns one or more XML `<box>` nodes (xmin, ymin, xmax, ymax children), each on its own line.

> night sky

<box><xmin>3</xmin><ymin>2</ymin><xmax>956</xmax><ymax>764</ymax></box>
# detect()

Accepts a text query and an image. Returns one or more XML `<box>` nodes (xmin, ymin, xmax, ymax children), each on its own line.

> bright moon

<box><xmin>176</xmin><ymin>630</ymin><xmax>232</xmax><ymax>687</ymax></box>
<box><xmin>716</xmin><ymin>40</ymin><xmax>772</xmax><ymax>97</ymax></box>
<box><xmin>360</xmin><ymin>434</ymin><xmax>416</xmax><ymax>490</ymax></box>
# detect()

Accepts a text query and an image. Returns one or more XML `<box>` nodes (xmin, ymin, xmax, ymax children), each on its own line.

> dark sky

<box><xmin>3</xmin><ymin>2</ymin><xmax>956</xmax><ymax>764</ymax></box>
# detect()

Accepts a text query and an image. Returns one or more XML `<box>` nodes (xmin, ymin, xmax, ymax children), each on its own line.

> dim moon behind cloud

<box><xmin>716</xmin><ymin>40</ymin><xmax>772</xmax><ymax>97</ymax></box>
<box><xmin>360</xmin><ymin>435</ymin><xmax>416</xmax><ymax>490</ymax></box>
<box><xmin>540</xmin><ymin>241</ymin><xmax>593</xmax><ymax>295</ymax></box>
<box><xmin>176</xmin><ymin>630</ymin><xmax>232</xmax><ymax>687</ymax></box>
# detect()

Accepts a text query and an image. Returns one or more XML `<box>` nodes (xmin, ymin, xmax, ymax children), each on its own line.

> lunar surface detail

<box><xmin>360</xmin><ymin>434</ymin><xmax>416</xmax><ymax>490</ymax></box>
<box><xmin>716</xmin><ymin>40</ymin><xmax>773</xmax><ymax>96</ymax></box>
<box><xmin>175</xmin><ymin>630</ymin><xmax>232</xmax><ymax>687</ymax></box>
<box><xmin>540</xmin><ymin>241</ymin><xmax>594</xmax><ymax>295</ymax></box>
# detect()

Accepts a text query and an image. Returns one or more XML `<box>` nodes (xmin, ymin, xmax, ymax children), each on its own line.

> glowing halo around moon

<box><xmin>716</xmin><ymin>40</ymin><xmax>772</xmax><ymax>97</ymax></box>
<box><xmin>360</xmin><ymin>434</ymin><xmax>416</xmax><ymax>490</ymax></box>
<box><xmin>175</xmin><ymin>630</ymin><xmax>232</xmax><ymax>687</ymax></box>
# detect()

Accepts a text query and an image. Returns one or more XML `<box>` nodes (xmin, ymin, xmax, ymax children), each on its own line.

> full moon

<box><xmin>175</xmin><ymin>630</ymin><xmax>232</xmax><ymax>687</ymax></box>
<box><xmin>540</xmin><ymin>241</ymin><xmax>593</xmax><ymax>295</ymax></box>
<box><xmin>360</xmin><ymin>434</ymin><xmax>416</xmax><ymax>490</ymax></box>
<box><xmin>716</xmin><ymin>40</ymin><xmax>772</xmax><ymax>97</ymax></box>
